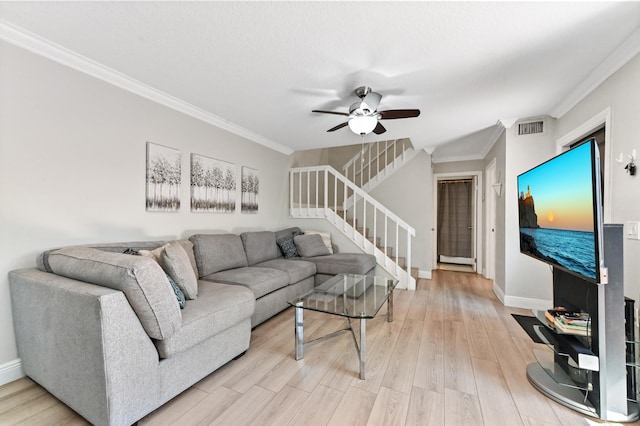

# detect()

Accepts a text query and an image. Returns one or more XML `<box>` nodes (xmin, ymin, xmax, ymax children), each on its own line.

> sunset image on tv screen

<box><xmin>517</xmin><ymin>142</ymin><xmax>596</xmax><ymax>280</ymax></box>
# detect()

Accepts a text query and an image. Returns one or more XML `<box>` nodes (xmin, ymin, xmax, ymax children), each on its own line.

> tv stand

<box><xmin>526</xmin><ymin>224</ymin><xmax>639</xmax><ymax>422</ymax></box>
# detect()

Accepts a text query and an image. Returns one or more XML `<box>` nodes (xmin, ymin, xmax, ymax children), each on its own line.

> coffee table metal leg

<box><xmin>359</xmin><ymin>318</ymin><xmax>366</xmax><ymax>379</ymax></box>
<box><xmin>387</xmin><ymin>291</ymin><xmax>394</xmax><ymax>322</ymax></box>
<box><xmin>295</xmin><ymin>305</ymin><xmax>304</xmax><ymax>360</ymax></box>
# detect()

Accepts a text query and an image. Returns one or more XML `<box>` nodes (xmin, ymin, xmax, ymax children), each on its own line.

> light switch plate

<box><xmin>626</xmin><ymin>221</ymin><xmax>640</xmax><ymax>240</ymax></box>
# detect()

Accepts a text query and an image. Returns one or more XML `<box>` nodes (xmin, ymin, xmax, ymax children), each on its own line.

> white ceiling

<box><xmin>2</xmin><ymin>2</ymin><xmax>640</xmax><ymax>160</ymax></box>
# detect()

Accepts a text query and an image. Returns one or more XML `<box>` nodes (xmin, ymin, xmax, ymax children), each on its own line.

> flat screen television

<box><xmin>517</xmin><ymin>139</ymin><xmax>605</xmax><ymax>284</ymax></box>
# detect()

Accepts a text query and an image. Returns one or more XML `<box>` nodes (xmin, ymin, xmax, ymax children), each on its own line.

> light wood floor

<box><xmin>0</xmin><ymin>270</ymin><xmax>629</xmax><ymax>425</ymax></box>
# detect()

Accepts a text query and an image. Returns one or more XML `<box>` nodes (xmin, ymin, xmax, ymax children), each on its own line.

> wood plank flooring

<box><xmin>0</xmin><ymin>271</ymin><xmax>620</xmax><ymax>425</ymax></box>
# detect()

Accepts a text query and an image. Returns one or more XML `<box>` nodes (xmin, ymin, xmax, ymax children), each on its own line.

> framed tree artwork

<box><xmin>191</xmin><ymin>154</ymin><xmax>236</xmax><ymax>212</ymax></box>
<box><xmin>241</xmin><ymin>166</ymin><xmax>259</xmax><ymax>214</ymax></box>
<box><xmin>146</xmin><ymin>142</ymin><xmax>181</xmax><ymax>211</ymax></box>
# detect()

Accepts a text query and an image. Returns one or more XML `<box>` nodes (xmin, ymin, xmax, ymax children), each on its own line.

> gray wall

<box><xmin>0</xmin><ymin>41</ymin><xmax>290</xmax><ymax>370</ymax></box>
<box><xmin>555</xmin><ymin>51</ymin><xmax>640</xmax><ymax>302</ymax></box>
<box><xmin>503</xmin><ymin>118</ymin><xmax>558</xmax><ymax>308</ymax></box>
<box><xmin>369</xmin><ymin>151</ymin><xmax>433</xmax><ymax>274</ymax></box>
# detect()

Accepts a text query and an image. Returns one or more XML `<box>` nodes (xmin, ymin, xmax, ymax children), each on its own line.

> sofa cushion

<box><xmin>159</xmin><ymin>241</ymin><xmax>199</xmax><ymax>299</ymax></box>
<box><xmin>154</xmin><ymin>281</ymin><xmax>255</xmax><ymax>358</ymax></box>
<box><xmin>175</xmin><ymin>239</ymin><xmax>199</xmax><ymax>278</ymax></box>
<box><xmin>189</xmin><ymin>234</ymin><xmax>248</xmax><ymax>277</ymax></box>
<box><xmin>255</xmin><ymin>259</ymin><xmax>316</xmax><ymax>284</ymax></box>
<box><xmin>294</xmin><ymin>234</ymin><xmax>331</xmax><ymax>258</ymax></box>
<box><xmin>46</xmin><ymin>246</ymin><xmax>181</xmax><ymax>340</ymax></box>
<box><xmin>240</xmin><ymin>231</ymin><xmax>281</xmax><ymax>265</ymax></box>
<box><xmin>202</xmin><ymin>267</ymin><xmax>289</xmax><ymax>299</ymax></box>
<box><xmin>304</xmin><ymin>230</ymin><xmax>334</xmax><ymax>254</ymax></box>
<box><xmin>275</xmin><ymin>227</ymin><xmax>303</xmax><ymax>240</ymax></box>
<box><xmin>304</xmin><ymin>253</ymin><xmax>377</xmax><ymax>275</ymax></box>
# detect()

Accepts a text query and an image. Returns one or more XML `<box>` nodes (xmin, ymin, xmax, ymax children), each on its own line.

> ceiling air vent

<box><xmin>517</xmin><ymin>120</ymin><xmax>544</xmax><ymax>136</ymax></box>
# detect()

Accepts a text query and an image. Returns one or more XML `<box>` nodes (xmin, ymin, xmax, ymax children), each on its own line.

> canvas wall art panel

<box><xmin>191</xmin><ymin>154</ymin><xmax>236</xmax><ymax>212</ymax></box>
<box><xmin>241</xmin><ymin>166</ymin><xmax>259</xmax><ymax>214</ymax></box>
<box><xmin>146</xmin><ymin>142</ymin><xmax>181</xmax><ymax>211</ymax></box>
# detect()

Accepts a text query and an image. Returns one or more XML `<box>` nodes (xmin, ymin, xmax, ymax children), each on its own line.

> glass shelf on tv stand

<box><xmin>529</xmin><ymin>310</ymin><xmax>597</xmax><ymax>394</ymax></box>
<box><xmin>531</xmin><ymin>310</ymin><xmax>593</xmax><ymax>343</ymax></box>
<box><xmin>532</xmin><ymin>348</ymin><xmax>594</xmax><ymax>393</ymax></box>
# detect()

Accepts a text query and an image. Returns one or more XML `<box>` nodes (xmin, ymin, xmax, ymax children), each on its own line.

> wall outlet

<box><xmin>626</xmin><ymin>221</ymin><xmax>640</xmax><ymax>240</ymax></box>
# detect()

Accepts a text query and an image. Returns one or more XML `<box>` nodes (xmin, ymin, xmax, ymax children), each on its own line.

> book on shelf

<box><xmin>545</xmin><ymin>308</ymin><xmax>591</xmax><ymax>336</ymax></box>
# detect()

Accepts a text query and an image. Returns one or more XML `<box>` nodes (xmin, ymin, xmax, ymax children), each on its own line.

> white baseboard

<box><xmin>418</xmin><ymin>270</ymin><xmax>432</xmax><ymax>279</ymax></box>
<box><xmin>0</xmin><ymin>359</ymin><xmax>24</xmax><ymax>386</ymax></box>
<box><xmin>503</xmin><ymin>294</ymin><xmax>552</xmax><ymax>311</ymax></box>
<box><xmin>493</xmin><ymin>282</ymin><xmax>506</xmax><ymax>304</ymax></box>
<box><xmin>492</xmin><ymin>282</ymin><xmax>551</xmax><ymax>311</ymax></box>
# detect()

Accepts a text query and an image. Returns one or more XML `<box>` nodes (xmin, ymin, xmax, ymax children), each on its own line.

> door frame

<box><xmin>484</xmin><ymin>159</ymin><xmax>497</xmax><ymax>279</ymax></box>
<box><xmin>432</xmin><ymin>171</ymin><xmax>483</xmax><ymax>274</ymax></box>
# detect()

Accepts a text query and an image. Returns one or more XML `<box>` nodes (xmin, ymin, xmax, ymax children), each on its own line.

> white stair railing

<box><xmin>342</xmin><ymin>139</ymin><xmax>414</xmax><ymax>191</ymax></box>
<box><xmin>290</xmin><ymin>165</ymin><xmax>416</xmax><ymax>290</ymax></box>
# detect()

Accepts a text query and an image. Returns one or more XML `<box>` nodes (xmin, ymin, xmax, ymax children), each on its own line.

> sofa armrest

<box><xmin>9</xmin><ymin>268</ymin><xmax>161</xmax><ymax>426</ymax></box>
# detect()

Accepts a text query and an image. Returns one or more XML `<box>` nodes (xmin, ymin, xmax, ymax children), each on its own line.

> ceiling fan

<box><xmin>312</xmin><ymin>86</ymin><xmax>420</xmax><ymax>136</ymax></box>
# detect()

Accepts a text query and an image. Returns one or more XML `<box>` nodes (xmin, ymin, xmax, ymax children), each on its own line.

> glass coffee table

<box><xmin>288</xmin><ymin>273</ymin><xmax>398</xmax><ymax>379</ymax></box>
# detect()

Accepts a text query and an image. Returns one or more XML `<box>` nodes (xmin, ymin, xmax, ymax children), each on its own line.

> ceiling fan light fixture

<box><xmin>361</xmin><ymin>91</ymin><xmax>382</xmax><ymax>113</ymax></box>
<box><xmin>348</xmin><ymin>115</ymin><xmax>378</xmax><ymax>135</ymax></box>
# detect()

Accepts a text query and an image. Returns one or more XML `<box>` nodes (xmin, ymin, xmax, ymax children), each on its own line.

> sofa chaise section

<box><xmin>9</xmin><ymin>241</ymin><xmax>255</xmax><ymax>426</ymax></box>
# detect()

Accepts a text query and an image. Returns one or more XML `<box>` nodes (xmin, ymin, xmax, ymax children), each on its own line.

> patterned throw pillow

<box><xmin>166</xmin><ymin>275</ymin><xmax>186</xmax><ymax>309</ymax></box>
<box><xmin>277</xmin><ymin>235</ymin><xmax>299</xmax><ymax>258</ymax></box>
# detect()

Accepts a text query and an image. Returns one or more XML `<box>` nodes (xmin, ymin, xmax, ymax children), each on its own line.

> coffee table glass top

<box><xmin>288</xmin><ymin>274</ymin><xmax>398</xmax><ymax>319</ymax></box>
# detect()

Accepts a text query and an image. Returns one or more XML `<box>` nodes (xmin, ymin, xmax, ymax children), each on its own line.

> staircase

<box><xmin>343</xmin><ymin>138</ymin><xmax>417</xmax><ymax>193</ymax></box>
<box><xmin>289</xmin><ymin>165</ymin><xmax>417</xmax><ymax>290</ymax></box>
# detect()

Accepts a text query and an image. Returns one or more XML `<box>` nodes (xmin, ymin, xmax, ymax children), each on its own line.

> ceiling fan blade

<box><xmin>312</xmin><ymin>109</ymin><xmax>350</xmax><ymax>117</ymax></box>
<box><xmin>327</xmin><ymin>122</ymin><xmax>349</xmax><ymax>132</ymax></box>
<box><xmin>373</xmin><ymin>122</ymin><xmax>386</xmax><ymax>135</ymax></box>
<box><xmin>379</xmin><ymin>109</ymin><xmax>421</xmax><ymax>119</ymax></box>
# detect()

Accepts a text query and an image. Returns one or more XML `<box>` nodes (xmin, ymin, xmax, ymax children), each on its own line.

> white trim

<box><xmin>431</xmin><ymin>153</ymin><xmax>486</xmax><ymax>164</ymax></box>
<box><xmin>484</xmin><ymin>158</ymin><xmax>497</xmax><ymax>280</ymax></box>
<box><xmin>0</xmin><ymin>20</ymin><xmax>293</xmax><ymax>155</ymax></box>
<box><xmin>0</xmin><ymin>359</ymin><xmax>24</xmax><ymax>386</ymax></box>
<box><xmin>479</xmin><ymin>124</ymin><xmax>506</xmax><ymax>159</ymax></box>
<box><xmin>550</xmin><ymin>26</ymin><xmax>640</xmax><ymax>118</ymax></box>
<box><xmin>431</xmin><ymin>124</ymin><xmax>505</xmax><ymax>164</ymax></box>
<box><xmin>432</xmin><ymin>171</ymin><xmax>484</xmax><ymax>276</ymax></box>
<box><xmin>493</xmin><ymin>281</ymin><xmax>506</xmax><ymax>304</ymax></box>
<box><xmin>556</xmin><ymin>107</ymin><xmax>612</xmax><ymax>223</ymax></box>
<box><xmin>418</xmin><ymin>270</ymin><xmax>432</xmax><ymax>280</ymax></box>
<box><xmin>502</xmin><ymin>295</ymin><xmax>552</xmax><ymax>312</ymax></box>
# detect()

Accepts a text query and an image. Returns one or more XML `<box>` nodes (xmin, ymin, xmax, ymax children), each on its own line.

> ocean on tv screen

<box><xmin>520</xmin><ymin>228</ymin><xmax>596</xmax><ymax>280</ymax></box>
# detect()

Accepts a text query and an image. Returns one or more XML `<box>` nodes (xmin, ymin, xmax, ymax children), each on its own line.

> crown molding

<box><xmin>479</xmin><ymin>123</ymin><xmax>506</xmax><ymax>159</ymax></box>
<box><xmin>431</xmin><ymin>152</ymin><xmax>485</xmax><ymax>164</ymax></box>
<box><xmin>0</xmin><ymin>20</ymin><xmax>293</xmax><ymax>155</ymax></box>
<box><xmin>431</xmin><ymin>124</ymin><xmax>505</xmax><ymax>164</ymax></box>
<box><xmin>549</xmin><ymin>26</ymin><xmax>640</xmax><ymax>119</ymax></box>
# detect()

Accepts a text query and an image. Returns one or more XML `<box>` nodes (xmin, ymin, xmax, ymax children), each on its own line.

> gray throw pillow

<box><xmin>294</xmin><ymin>234</ymin><xmax>331</xmax><ymax>258</ymax></box>
<box><xmin>159</xmin><ymin>241</ymin><xmax>199</xmax><ymax>300</ymax></box>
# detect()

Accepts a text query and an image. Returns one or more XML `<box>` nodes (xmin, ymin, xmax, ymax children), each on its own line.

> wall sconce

<box><xmin>616</xmin><ymin>149</ymin><xmax>637</xmax><ymax>176</ymax></box>
<box><xmin>492</xmin><ymin>171</ymin><xmax>503</xmax><ymax>197</ymax></box>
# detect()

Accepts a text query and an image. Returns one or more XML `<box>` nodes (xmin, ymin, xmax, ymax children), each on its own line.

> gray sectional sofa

<box><xmin>8</xmin><ymin>226</ymin><xmax>375</xmax><ymax>426</ymax></box>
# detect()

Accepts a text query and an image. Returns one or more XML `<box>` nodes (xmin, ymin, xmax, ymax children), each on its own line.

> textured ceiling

<box><xmin>1</xmin><ymin>2</ymin><xmax>640</xmax><ymax>159</ymax></box>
